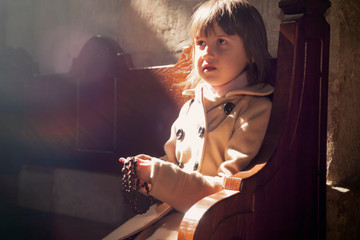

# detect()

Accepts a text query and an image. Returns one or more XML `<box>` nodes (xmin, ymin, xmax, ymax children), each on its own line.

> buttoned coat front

<box><xmin>104</xmin><ymin>83</ymin><xmax>274</xmax><ymax>240</ymax></box>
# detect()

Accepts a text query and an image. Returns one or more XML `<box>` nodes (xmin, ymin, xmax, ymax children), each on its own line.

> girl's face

<box><xmin>194</xmin><ymin>24</ymin><xmax>249</xmax><ymax>87</ymax></box>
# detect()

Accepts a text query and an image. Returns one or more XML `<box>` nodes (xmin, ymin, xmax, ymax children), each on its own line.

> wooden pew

<box><xmin>15</xmin><ymin>36</ymin><xmax>192</xmax><ymax>239</ymax></box>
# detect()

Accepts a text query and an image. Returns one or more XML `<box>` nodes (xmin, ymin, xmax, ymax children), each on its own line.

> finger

<box><xmin>135</xmin><ymin>154</ymin><xmax>152</xmax><ymax>161</ymax></box>
<box><xmin>135</xmin><ymin>158</ymin><xmax>152</xmax><ymax>166</ymax></box>
<box><xmin>135</xmin><ymin>161</ymin><xmax>152</xmax><ymax>183</ymax></box>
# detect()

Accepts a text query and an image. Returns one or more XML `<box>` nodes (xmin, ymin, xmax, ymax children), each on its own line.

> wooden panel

<box><xmin>72</xmin><ymin>36</ymin><xmax>129</xmax><ymax>153</ymax></box>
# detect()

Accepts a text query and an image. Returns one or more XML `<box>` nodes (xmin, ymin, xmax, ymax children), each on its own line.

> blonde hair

<box><xmin>185</xmin><ymin>0</ymin><xmax>271</xmax><ymax>89</ymax></box>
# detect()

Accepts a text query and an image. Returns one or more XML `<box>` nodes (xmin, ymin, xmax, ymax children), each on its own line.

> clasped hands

<box><xmin>119</xmin><ymin>154</ymin><xmax>153</xmax><ymax>183</ymax></box>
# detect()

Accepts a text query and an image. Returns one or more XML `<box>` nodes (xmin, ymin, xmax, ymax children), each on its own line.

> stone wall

<box><xmin>3</xmin><ymin>0</ymin><xmax>201</xmax><ymax>73</ymax></box>
<box><xmin>3</xmin><ymin>0</ymin><xmax>280</xmax><ymax>74</ymax></box>
<box><xmin>326</xmin><ymin>0</ymin><xmax>360</xmax><ymax>238</ymax></box>
<box><xmin>326</xmin><ymin>0</ymin><xmax>360</xmax><ymax>187</ymax></box>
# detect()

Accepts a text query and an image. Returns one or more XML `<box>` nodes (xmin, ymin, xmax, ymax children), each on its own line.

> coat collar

<box><xmin>182</xmin><ymin>83</ymin><xmax>274</xmax><ymax>99</ymax></box>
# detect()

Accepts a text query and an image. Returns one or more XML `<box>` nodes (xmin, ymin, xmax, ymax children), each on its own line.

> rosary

<box><xmin>121</xmin><ymin>157</ymin><xmax>154</xmax><ymax>214</ymax></box>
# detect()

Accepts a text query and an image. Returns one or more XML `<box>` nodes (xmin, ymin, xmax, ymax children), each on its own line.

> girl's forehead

<box><xmin>195</xmin><ymin>24</ymin><xmax>235</xmax><ymax>38</ymax></box>
<box><xmin>195</xmin><ymin>23</ymin><xmax>220</xmax><ymax>36</ymax></box>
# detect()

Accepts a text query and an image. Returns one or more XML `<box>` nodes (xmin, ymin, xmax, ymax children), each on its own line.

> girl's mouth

<box><xmin>203</xmin><ymin>65</ymin><xmax>216</xmax><ymax>72</ymax></box>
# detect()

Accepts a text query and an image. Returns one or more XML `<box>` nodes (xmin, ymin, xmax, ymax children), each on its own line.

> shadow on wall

<box><xmin>4</xmin><ymin>0</ymin><xmax>280</xmax><ymax>74</ymax></box>
<box><xmin>6</xmin><ymin>0</ymin><xmax>203</xmax><ymax>75</ymax></box>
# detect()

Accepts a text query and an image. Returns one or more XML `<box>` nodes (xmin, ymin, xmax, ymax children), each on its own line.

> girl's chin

<box><xmin>202</xmin><ymin>77</ymin><xmax>230</xmax><ymax>86</ymax></box>
<box><xmin>204</xmin><ymin>81</ymin><xmax>226</xmax><ymax>88</ymax></box>
<box><xmin>201</xmin><ymin>75</ymin><xmax>219</xmax><ymax>83</ymax></box>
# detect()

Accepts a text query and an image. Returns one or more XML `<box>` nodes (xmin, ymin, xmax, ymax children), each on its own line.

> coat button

<box><xmin>176</xmin><ymin>129</ymin><xmax>184</xmax><ymax>140</ymax></box>
<box><xmin>224</xmin><ymin>102</ymin><xmax>235</xmax><ymax>115</ymax></box>
<box><xmin>198</xmin><ymin>126</ymin><xmax>205</xmax><ymax>138</ymax></box>
<box><xmin>178</xmin><ymin>161</ymin><xmax>184</xmax><ymax>169</ymax></box>
<box><xmin>193</xmin><ymin>161</ymin><xmax>199</xmax><ymax>171</ymax></box>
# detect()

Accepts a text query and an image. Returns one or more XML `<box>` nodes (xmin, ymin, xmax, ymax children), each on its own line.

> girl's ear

<box><xmin>246</xmin><ymin>58</ymin><xmax>255</xmax><ymax>66</ymax></box>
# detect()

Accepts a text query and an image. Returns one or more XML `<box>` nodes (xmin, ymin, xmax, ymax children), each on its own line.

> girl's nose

<box><xmin>203</xmin><ymin>45</ymin><xmax>215</xmax><ymax>60</ymax></box>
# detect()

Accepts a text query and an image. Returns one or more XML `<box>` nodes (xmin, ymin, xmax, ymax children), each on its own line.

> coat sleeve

<box><xmin>150</xmin><ymin>97</ymin><xmax>272</xmax><ymax>213</ymax></box>
<box><xmin>149</xmin><ymin>158</ymin><xmax>224</xmax><ymax>213</ymax></box>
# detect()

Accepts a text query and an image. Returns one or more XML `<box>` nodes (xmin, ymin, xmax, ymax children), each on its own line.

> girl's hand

<box><xmin>134</xmin><ymin>154</ymin><xmax>152</xmax><ymax>161</ymax></box>
<box><xmin>119</xmin><ymin>156</ymin><xmax>153</xmax><ymax>183</ymax></box>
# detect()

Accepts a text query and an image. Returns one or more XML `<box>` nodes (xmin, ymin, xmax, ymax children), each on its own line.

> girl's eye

<box><xmin>217</xmin><ymin>39</ymin><xmax>227</xmax><ymax>45</ymax></box>
<box><xmin>196</xmin><ymin>40</ymin><xmax>206</xmax><ymax>46</ymax></box>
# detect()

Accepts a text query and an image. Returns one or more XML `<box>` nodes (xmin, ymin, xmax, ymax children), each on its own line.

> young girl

<box><xmin>105</xmin><ymin>0</ymin><xmax>274</xmax><ymax>239</ymax></box>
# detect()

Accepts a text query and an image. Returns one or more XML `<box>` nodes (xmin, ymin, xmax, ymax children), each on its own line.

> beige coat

<box><xmin>104</xmin><ymin>83</ymin><xmax>274</xmax><ymax>240</ymax></box>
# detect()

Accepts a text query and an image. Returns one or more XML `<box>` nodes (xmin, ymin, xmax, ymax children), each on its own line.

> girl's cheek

<box><xmin>195</xmin><ymin>56</ymin><xmax>203</xmax><ymax>70</ymax></box>
<box><xmin>194</xmin><ymin>52</ymin><xmax>201</xmax><ymax>64</ymax></box>
<box><xmin>194</xmin><ymin>59</ymin><xmax>202</xmax><ymax>73</ymax></box>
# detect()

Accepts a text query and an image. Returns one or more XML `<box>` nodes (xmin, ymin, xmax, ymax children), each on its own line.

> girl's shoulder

<box><xmin>227</xmin><ymin>84</ymin><xmax>273</xmax><ymax>118</ymax></box>
<box><xmin>226</xmin><ymin>83</ymin><xmax>274</xmax><ymax>98</ymax></box>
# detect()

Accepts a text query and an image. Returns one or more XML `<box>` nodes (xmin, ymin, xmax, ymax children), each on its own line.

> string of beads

<box><xmin>121</xmin><ymin>157</ymin><xmax>153</xmax><ymax>214</ymax></box>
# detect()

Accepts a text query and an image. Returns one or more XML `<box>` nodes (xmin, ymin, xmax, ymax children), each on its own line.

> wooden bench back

<box><xmin>22</xmin><ymin>36</ymin><xmax>191</xmax><ymax>172</ymax></box>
